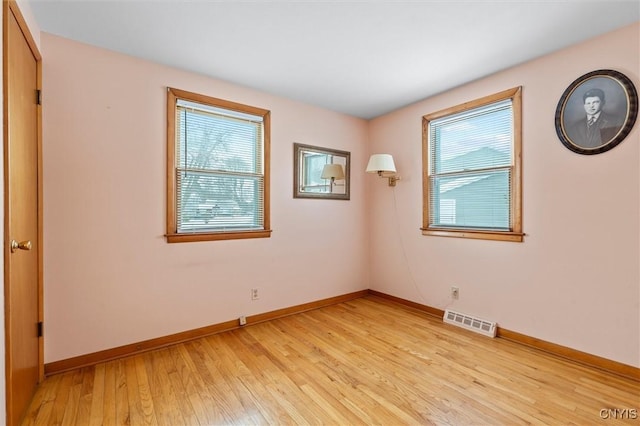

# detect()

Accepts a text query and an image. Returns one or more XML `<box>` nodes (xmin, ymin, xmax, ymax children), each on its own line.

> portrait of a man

<box><xmin>556</xmin><ymin>70</ymin><xmax>637</xmax><ymax>155</ymax></box>
<box><xmin>565</xmin><ymin>88</ymin><xmax>623</xmax><ymax>148</ymax></box>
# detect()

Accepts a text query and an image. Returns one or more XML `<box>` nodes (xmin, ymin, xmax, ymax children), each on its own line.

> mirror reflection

<box><xmin>294</xmin><ymin>143</ymin><xmax>350</xmax><ymax>200</ymax></box>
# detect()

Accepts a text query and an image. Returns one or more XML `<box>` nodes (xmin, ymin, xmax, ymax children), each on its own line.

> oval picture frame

<box><xmin>555</xmin><ymin>69</ymin><xmax>638</xmax><ymax>155</ymax></box>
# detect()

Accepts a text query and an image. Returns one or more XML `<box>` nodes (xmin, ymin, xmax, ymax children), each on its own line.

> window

<box><xmin>166</xmin><ymin>88</ymin><xmax>271</xmax><ymax>243</ymax></box>
<box><xmin>422</xmin><ymin>87</ymin><xmax>523</xmax><ymax>242</ymax></box>
<box><xmin>302</xmin><ymin>152</ymin><xmax>331</xmax><ymax>193</ymax></box>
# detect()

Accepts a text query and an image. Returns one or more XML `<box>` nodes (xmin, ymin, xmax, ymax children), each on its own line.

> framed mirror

<box><xmin>294</xmin><ymin>143</ymin><xmax>350</xmax><ymax>200</ymax></box>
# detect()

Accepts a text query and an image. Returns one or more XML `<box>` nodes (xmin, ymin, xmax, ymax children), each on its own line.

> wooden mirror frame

<box><xmin>293</xmin><ymin>143</ymin><xmax>350</xmax><ymax>200</ymax></box>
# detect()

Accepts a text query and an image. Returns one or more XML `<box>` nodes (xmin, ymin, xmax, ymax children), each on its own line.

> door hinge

<box><xmin>36</xmin><ymin>89</ymin><xmax>42</xmax><ymax>105</ymax></box>
<box><xmin>37</xmin><ymin>321</ymin><xmax>43</xmax><ymax>338</ymax></box>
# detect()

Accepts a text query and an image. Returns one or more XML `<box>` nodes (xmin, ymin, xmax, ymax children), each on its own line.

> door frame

<box><xmin>3</xmin><ymin>0</ymin><xmax>44</xmax><ymax>423</ymax></box>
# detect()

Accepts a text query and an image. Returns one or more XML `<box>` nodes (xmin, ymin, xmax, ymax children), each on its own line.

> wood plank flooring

<box><xmin>22</xmin><ymin>296</ymin><xmax>640</xmax><ymax>425</ymax></box>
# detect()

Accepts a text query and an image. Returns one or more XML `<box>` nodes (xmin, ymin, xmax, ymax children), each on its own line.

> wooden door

<box><xmin>4</xmin><ymin>2</ymin><xmax>42</xmax><ymax>425</ymax></box>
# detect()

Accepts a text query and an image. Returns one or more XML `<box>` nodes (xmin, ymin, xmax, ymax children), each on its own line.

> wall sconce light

<box><xmin>321</xmin><ymin>163</ymin><xmax>345</xmax><ymax>191</ymax></box>
<box><xmin>366</xmin><ymin>154</ymin><xmax>400</xmax><ymax>186</ymax></box>
<box><xmin>321</xmin><ymin>163</ymin><xmax>345</xmax><ymax>183</ymax></box>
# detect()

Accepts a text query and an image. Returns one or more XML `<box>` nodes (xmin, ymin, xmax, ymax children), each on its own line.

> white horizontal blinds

<box><xmin>175</xmin><ymin>99</ymin><xmax>264</xmax><ymax>233</ymax></box>
<box><xmin>429</xmin><ymin>99</ymin><xmax>513</xmax><ymax>230</ymax></box>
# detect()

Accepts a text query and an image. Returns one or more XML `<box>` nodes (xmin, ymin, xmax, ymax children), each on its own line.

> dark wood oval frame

<box><xmin>555</xmin><ymin>69</ymin><xmax>638</xmax><ymax>155</ymax></box>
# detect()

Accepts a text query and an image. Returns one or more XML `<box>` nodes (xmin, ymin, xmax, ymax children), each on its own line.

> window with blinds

<box><xmin>422</xmin><ymin>87</ymin><xmax>523</xmax><ymax>242</ymax></box>
<box><xmin>166</xmin><ymin>88</ymin><xmax>271</xmax><ymax>243</ymax></box>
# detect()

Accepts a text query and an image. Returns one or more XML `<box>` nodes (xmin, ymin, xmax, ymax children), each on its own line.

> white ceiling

<box><xmin>29</xmin><ymin>0</ymin><xmax>640</xmax><ymax>119</ymax></box>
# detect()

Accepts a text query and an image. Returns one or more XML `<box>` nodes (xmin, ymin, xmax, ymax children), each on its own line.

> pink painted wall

<box><xmin>368</xmin><ymin>23</ymin><xmax>640</xmax><ymax>367</ymax></box>
<box><xmin>41</xmin><ymin>34</ymin><xmax>370</xmax><ymax>362</ymax></box>
<box><xmin>42</xmin><ymin>23</ymin><xmax>640</xmax><ymax>368</ymax></box>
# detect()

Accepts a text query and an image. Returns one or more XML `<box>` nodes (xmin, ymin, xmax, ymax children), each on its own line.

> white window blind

<box><xmin>428</xmin><ymin>99</ymin><xmax>513</xmax><ymax>230</ymax></box>
<box><xmin>175</xmin><ymin>99</ymin><xmax>264</xmax><ymax>233</ymax></box>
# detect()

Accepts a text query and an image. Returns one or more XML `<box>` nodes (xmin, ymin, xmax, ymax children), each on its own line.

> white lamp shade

<box><xmin>366</xmin><ymin>154</ymin><xmax>396</xmax><ymax>174</ymax></box>
<box><xmin>321</xmin><ymin>163</ymin><xmax>345</xmax><ymax>180</ymax></box>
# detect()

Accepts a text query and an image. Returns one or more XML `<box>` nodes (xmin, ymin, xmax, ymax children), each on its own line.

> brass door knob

<box><xmin>10</xmin><ymin>240</ymin><xmax>32</xmax><ymax>253</ymax></box>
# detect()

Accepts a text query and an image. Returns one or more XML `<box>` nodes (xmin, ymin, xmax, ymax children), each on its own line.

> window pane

<box><xmin>430</xmin><ymin>169</ymin><xmax>510</xmax><ymax>230</ymax></box>
<box><xmin>301</xmin><ymin>152</ymin><xmax>330</xmax><ymax>193</ymax></box>
<box><xmin>177</xmin><ymin>171</ymin><xmax>264</xmax><ymax>233</ymax></box>
<box><xmin>431</xmin><ymin>100</ymin><xmax>512</xmax><ymax>174</ymax></box>
<box><xmin>176</xmin><ymin>108</ymin><xmax>262</xmax><ymax>175</ymax></box>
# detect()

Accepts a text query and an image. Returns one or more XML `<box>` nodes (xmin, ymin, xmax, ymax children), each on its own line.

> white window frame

<box><xmin>421</xmin><ymin>87</ymin><xmax>523</xmax><ymax>242</ymax></box>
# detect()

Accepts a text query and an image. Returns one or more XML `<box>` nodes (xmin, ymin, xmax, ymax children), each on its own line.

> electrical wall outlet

<box><xmin>451</xmin><ymin>286</ymin><xmax>460</xmax><ymax>300</ymax></box>
<box><xmin>251</xmin><ymin>288</ymin><xmax>259</xmax><ymax>300</ymax></box>
<box><xmin>239</xmin><ymin>315</ymin><xmax>247</xmax><ymax>326</ymax></box>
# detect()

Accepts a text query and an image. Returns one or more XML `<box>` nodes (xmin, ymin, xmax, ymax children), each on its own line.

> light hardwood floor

<box><xmin>22</xmin><ymin>296</ymin><xmax>640</xmax><ymax>425</ymax></box>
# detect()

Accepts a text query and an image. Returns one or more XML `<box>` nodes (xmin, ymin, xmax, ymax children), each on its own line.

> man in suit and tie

<box><xmin>566</xmin><ymin>88</ymin><xmax>623</xmax><ymax>149</ymax></box>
